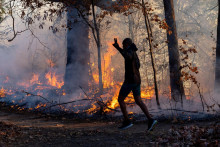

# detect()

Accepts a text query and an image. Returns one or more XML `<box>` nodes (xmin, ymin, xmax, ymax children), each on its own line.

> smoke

<box><xmin>175</xmin><ymin>0</ymin><xmax>217</xmax><ymax>87</ymax></box>
<box><xmin>0</xmin><ymin>0</ymin><xmax>219</xmax><ymax>119</ymax></box>
<box><xmin>0</xmin><ymin>2</ymin><xmax>67</xmax><ymax>108</ymax></box>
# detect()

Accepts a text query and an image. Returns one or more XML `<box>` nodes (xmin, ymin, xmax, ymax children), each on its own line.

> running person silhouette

<box><xmin>112</xmin><ymin>38</ymin><xmax>157</xmax><ymax>131</ymax></box>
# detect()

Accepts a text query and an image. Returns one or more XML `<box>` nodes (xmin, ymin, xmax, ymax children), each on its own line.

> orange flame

<box><xmin>35</xmin><ymin>103</ymin><xmax>47</xmax><ymax>109</ymax></box>
<box><xmin>102</xmin><ymin>42</ymin><xmax>118</xmax><ymax>88</ymax></box>
<box><xmin>89</xmin><ymin>39</ymin><xmax>156</xmax><ymax>114</ymax></box>
<box><xmin>47</xmin><ymin>59</ymin><xmax>55</xmax><ymax>68</ymax></box>
<box><xmin>104</xmin><ymin>84</ymin><xmax>155</xmax><ymax>112</ymax></box>
<box><xmin>0</xmin><ymin>38</ymin><xmax>157</xmax><ymax>114</ymax></box>
<box><xmin>86</xmin><ymin>103</ymin><xmax>98</xmax><ymax>114</ymax></box>
<box><xmin>0</xmin><ymin>87</ymin><xmax>6</xmax><ymax>98</ymax></box>
<box><xmin>91</xmin><ymin>41</ymin><xmax>118</xmax><ymax>87</ymax></box>
<box><xmin>45</xmin><ymin>71</ymin><xmax>64</xmax><ymax>89</ymax></box>
<box><xmin>30</xmin><ymin>73</ymin><xmax>41</xmax><ymax>85</ymax></box>
<box><xmin>0</xmin><ymin>87</ymin><xmax>14</xmax><ymax>98</ymax></box>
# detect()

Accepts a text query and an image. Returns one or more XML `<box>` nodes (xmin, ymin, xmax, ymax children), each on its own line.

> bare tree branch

<box><xmin>7</xmin><ymin>1</ymin><xmax>29</xmax><ymax>42</ymax></box>
<box><xmin>21</xmin><ymin>90</ymin><xmax>51</xmax><ymax>103</ymax></box>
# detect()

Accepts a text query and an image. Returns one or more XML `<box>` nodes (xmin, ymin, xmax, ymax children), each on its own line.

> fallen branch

<box><xmin>164</xmin><ymin>108</ymin><xmax>200</xmax><ymax>114</ymax></box>
<box><xmin>43</xmin><ymin>97</ymin><xmax>119</xmax><ymax>112</ymax></box>
<box><xmin>79</xmin><ymin>86</ymin><xmax>120</xmax><ymax>112</ymax></box>
<box><xmin>21</xmin><ymin>90</ymin><xmax>51</xmax><ymax>103</ymax></box>
<box><xmin>37</xmin><ymin>86</ymin><xmax>119</xmax><ymax>112</ymax></box>
<box><xmin>44</xmin><ymin>99</ymin><xmax>93</xmax><ymax>110</ymax></box>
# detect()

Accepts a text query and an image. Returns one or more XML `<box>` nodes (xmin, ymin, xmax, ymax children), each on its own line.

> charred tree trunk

<box><xmin>215</xmin><ymin>0</ymin><xmax>220</xmax><ymax>88</ymax></box>
<box><xmin>64</xmin><ymin>7</ymin><xmax>90</xmax><ymax>93</ymax></box>
<box><xmin>49</xmin><ymin>0</ymin><xmax>125</xmax><ymax>93</ymax></box>
<box><xmin>163</xmin><ymin>0</ymin><xmax>185</xmax><ymax>102</ymax></box>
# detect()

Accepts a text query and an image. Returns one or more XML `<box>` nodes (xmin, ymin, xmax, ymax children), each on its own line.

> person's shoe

<box><xmin>118</xmin><ymin>120</ymin><xmax>133</xmax><ymax>130</ymax></box>
<box><xmin>147</xmin><ymin>119</ymin><xmax>158</xmax><ymax>132</ymax></box>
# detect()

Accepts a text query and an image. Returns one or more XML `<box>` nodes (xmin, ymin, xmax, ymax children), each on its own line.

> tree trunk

<box><xmin>91</xmin><ymin>0</ymin><xmax>103</xmax><ymax>92</ymax></box>
<box><xmin>49</xmin><ymin>0</ymin><xmax>127</xmax><ymax>93</ymax></box>
<box><xmin>142</xmin><ymin>0</ymin><xmax>160</xmax><ymax>106</ymax></box>
<box><xmin>215</xmin><ymin>0</ymin><xmax>220</xmax><ymax>88</ymax></box>
<box><xmin>64</xmin><ymin>7</ymin><xmax>90</xmax><ymax>93</ymax></box>
<box><xmin>128</xmin><ymin>15</ymin><xmax>135</xmax><ymax>41</ymax></box>
<box><xmin>163</xmin><ymin>0</ymin><xmax>185</xmax><ymax>102</ymax></box>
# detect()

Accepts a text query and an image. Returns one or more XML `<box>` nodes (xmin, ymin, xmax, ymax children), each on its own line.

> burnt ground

<box><xmin>0</xmin><ymin>104</ymin><xmax>219</xmax><ymax>147</ymax></box>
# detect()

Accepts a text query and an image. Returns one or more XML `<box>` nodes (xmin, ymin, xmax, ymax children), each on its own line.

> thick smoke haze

<box><xmin>174</xmin><ymin>0</ymin><xmax>219</xmax><ymax>111</ymax></box>
<box><xmin>0</xmin><ymin>0</ymin><xmax>219</xmax><ymax>118</ymax></box>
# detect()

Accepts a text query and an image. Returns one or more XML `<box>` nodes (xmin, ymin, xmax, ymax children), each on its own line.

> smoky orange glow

<box><xmin>30</xmin><ymin>74</ymin><xmax>41</xmax><ymax>85</ymax></box>
<box><xmin>89</xmin><ymin>39</ymin><xmax>156</xmax><ymax>113</ymax></box>
<box><xmin>0</xmin><ymin>87</ymin><xmax>6</xmax><ymax>98</ymax></box>
<box><xmin>0</xmin><ymin>40</ymin><xmax>156</xmax><ymax>113</ymax></box>
<box><xmin>45</xmin><ymin>71</ymin><xmax>64</xmax><ymax>89</ymax></box>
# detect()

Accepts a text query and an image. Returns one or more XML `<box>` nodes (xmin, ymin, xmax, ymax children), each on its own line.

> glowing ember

<box><xmin>86</xmin><ymin>103</ymin><xmax>98</xmax><ymax>114</ymax></box>
<box><xmin>186</xmin><ymin>96</ymin><xmax>191</xmax><ymax>100</ymax></box>
<box><xmin>92</xmin><ymin>73</ymin><xmax>99</xmax><ymax>84</ymax></box>
<box><xmin>35</xmin><ymin>103</ymin><xmax>47</xmax><ymax>109</ymax></box>
<box><xmin>47</xmin><ymin>59</ymin><xmax>55</xmax><ymax>68</ymax></box>
<box><xmin>0</xmin><ymin>87</ymin><xmax>6</xmax><ymax>98</ymax></box>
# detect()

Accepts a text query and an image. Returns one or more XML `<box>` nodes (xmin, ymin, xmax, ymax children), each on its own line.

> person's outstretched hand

<box><xmin>112</xmin><ymin>38</ymin><xmax>119</xmax><ymax>48</ymax></box>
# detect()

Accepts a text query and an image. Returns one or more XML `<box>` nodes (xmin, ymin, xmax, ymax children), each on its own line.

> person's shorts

<box><xmin>119</xmin><ymin>83</ymin><xmax>141</xmax><ymax>97</ymax></box>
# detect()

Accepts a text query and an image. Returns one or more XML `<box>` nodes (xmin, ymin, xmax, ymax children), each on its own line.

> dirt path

<box><xmin>0</xmin><ymin>111</ymin><xmax>159</xmax><ymax>146</ymax></box>
<box><xmin>0</xmin><ymin>110</ymin><xmax>219</xmax><ymax>147</ymax></box>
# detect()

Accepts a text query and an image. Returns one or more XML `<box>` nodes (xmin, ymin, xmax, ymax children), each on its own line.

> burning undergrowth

<box><xmin>0</xmin><ymin>42</ymin><xmax>219</xmax><ymax>119</ymax></box>
<box><xmin>0</xmin><ymin>40</ymin><xmax>159</xmax><ymax>117</ymax></box>
<box><xmin>0</xmin><ymin>68</ymin><xmax>219</xmax><ymax>121</ymax></box>
<box><xmin>0</xmin><ymin>70</ymin><xmax>155</xmax><ymax>116</ymax></box>
<box><xmin>0</xmin><ymin>70</ymin><xmax>153</xmax><ymax>117</ymax></box>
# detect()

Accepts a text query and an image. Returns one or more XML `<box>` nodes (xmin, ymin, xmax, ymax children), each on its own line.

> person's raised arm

<box><xmin>112</xmin><ymin>38</ymin><xmax>133</xmax><ymax>59</ymax></box>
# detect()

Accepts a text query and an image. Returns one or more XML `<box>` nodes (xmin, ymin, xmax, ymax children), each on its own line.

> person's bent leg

<box><xmin>132</xmin><ymin>84</ymin><xmax>153</xmax><ymax>120</ymax></box>
<box><xmin>134</xmin><ymin>95</ymin><xmax>158</xmax><ymax>131</ymax></box>
<box><xmin>118</xmin><ymin>96</ymin><xmax>129</xmax><ymax>121</ymax></box>
<box><xmin>133</xmin><ymin>85</ymin><xmax>157</xmax><ymax>131</ymax></box>
<box><xmin>118</xmin><ymin>83</ymin><xmax>132</xmax><ymax>121</ymax></box>
<box><xmin>118</xmin><ymin>95</ymin><xmax>133</xmax><ymax>130</ymax></box>
<box><xmin>134</xmin><ymin>96</ymin><xmax>152</xmax><ymax>120</ymax></box>
<box><xmin>117</xmin><ymin>83</ymin><xmax>134</xmax><ymax>129</ymax></box>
